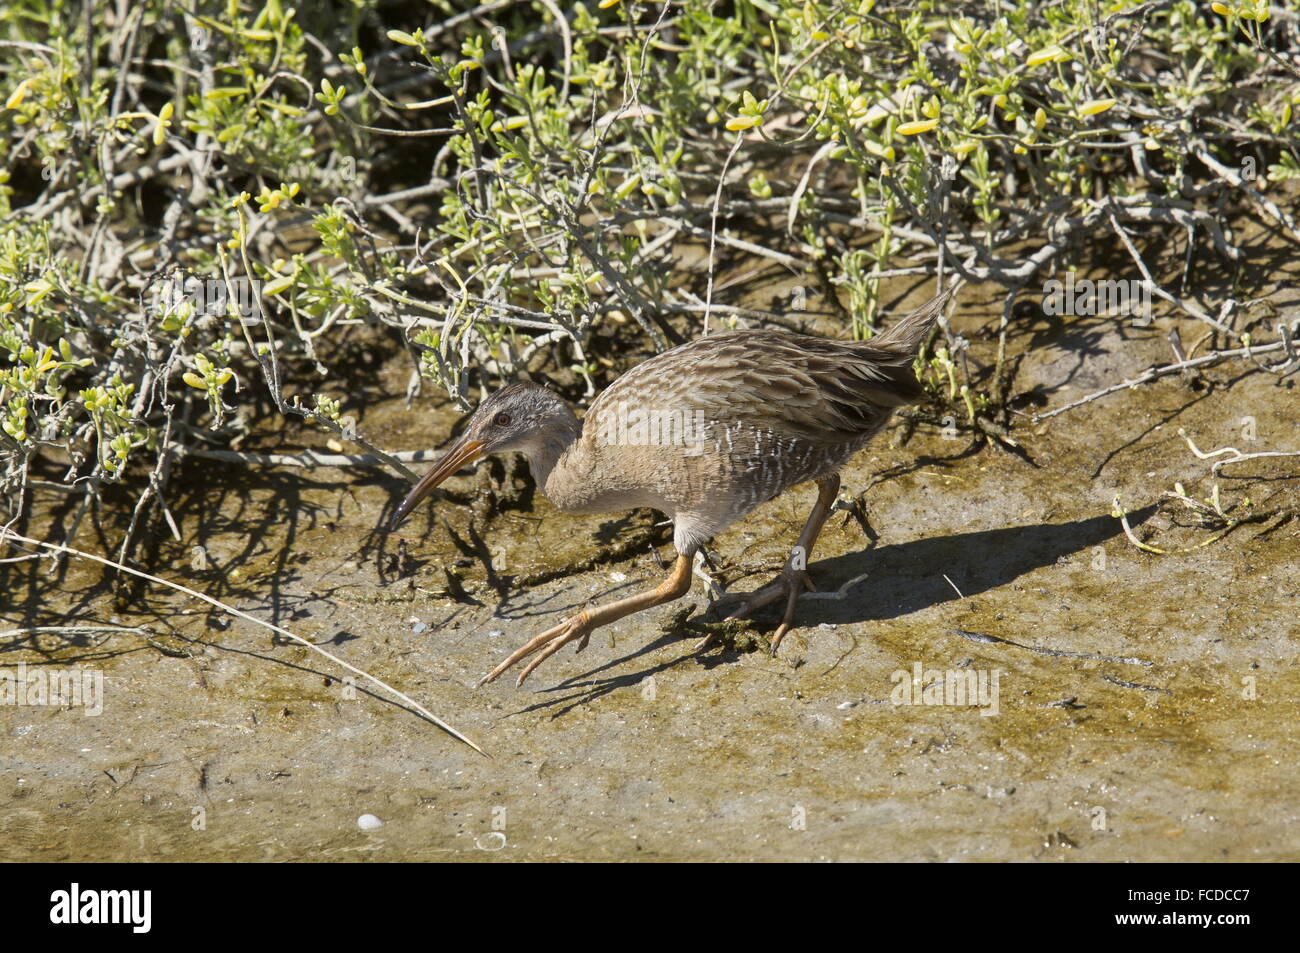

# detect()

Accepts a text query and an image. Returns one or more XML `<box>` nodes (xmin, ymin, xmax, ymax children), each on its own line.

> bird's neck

<box><xmin>518</xmin><ymin>408</ymin><xmax>589</xmax><ymax>507</ymax></box>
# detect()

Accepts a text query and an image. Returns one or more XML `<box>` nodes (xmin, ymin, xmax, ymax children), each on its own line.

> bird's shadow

<box><xmin>784</xmin><ymin>507</ymin><xmax>1150</xmax><ymax>625</ymax></box>
<box><xmin>516</xmin><ymin>506</ymin><xmax>1155</xmax><ymax>716</ymax></box>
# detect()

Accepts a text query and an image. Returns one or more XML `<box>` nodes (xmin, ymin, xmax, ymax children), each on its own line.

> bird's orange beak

<box><xmin>390</xmin><ymin>435</ymin><xmax>486</xmax><ymax>529</ymax></box>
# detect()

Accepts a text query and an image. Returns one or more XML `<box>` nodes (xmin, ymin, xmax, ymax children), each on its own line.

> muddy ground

<box><xmin>3</xmin><ymin>245</ymin><xmax>1299</xmax><ymax>862</ymax></box>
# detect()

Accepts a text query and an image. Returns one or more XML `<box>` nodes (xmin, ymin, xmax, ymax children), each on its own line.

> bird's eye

<box><xmin>493</xmin><ymin>411</ymin><xmax>512</xmax><ymax>427</ymax></box>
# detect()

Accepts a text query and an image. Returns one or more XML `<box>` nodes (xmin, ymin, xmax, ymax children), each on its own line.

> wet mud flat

<box><xmin>3</xmin><ymin>282</ymin><xmax>1298</xmax><ymax>862</ymax></box>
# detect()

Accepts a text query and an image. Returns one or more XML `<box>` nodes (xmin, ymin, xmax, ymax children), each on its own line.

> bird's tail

<box><xmin>864</xmin><ymin>285</ymin><xmax>955</xmax><ymax>360</ymax></box>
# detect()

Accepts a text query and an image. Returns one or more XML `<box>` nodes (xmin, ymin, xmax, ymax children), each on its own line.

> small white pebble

<box><xmin>609</xmin><ymin>571</ymin><xmax>628</xmax><ymax>583</ymax></box>
<box><xmin>488</xmin><ymin>630</ymin><xmax>504</xmax><ymax>638</ymax></box>
<box><xmin>357</xmin><ymin>814</ymin><xmax>383</xmax><ymax>831</ymax></box>
<box><xmin>411</xmin><ymin>622</ymin><xmax>428</xmax><ymax>634</ymax></box>
<box><xmin>837</xmin><ymin>701</ymin><xmax>857</xmax><ymax>710</ymax></box>
<box><xmin>819</xmin><ymin>622</ymin><xmax>835</xmax><ymax>630</ymax></box>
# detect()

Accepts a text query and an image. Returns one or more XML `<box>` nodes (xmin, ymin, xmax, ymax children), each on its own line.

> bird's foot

<box><xmin>478</xmin><ymin>610</ymin><xmax>594</xmax><ymax>688</ymax></box>
<box><xmin>701</xmin><ymin>568</ymin><xmax>814</xmax><ymax>654</ymax></box>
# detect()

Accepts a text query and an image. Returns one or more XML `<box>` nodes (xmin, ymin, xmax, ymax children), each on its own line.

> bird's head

<box><xmin>390</xmin><ymin>381</ymin><xmax>575</xmax><ymax>528</ymax></box>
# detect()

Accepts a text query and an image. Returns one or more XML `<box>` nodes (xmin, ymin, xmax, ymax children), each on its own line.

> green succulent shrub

<box><xmin>2</xmin><ymin>0</ymin><xmax>1296</xmax><ymax>551</ymax></box>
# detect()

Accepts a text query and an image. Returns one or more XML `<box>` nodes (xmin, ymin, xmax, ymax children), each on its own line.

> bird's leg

<box><xmin>479</xmin><ymin>553</ymin><xmax>694</xmax><ymax>688</ymax></box>
<box><xmin>707</xmin><ymin>474</ymin><xmax>841</xmax><ymax>654</ymax></box>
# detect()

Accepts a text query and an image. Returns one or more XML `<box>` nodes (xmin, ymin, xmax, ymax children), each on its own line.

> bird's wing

<box><xmin>586</xmin><ymin>329</ymin><xmax>924</xmax><ymax>446</ymax></box>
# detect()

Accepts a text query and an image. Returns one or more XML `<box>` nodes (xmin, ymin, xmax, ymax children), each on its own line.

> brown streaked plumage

<box><xmin>392</xmin><ymin>286</ymin><xmax>955</xmax><ymax>686</ymax></box>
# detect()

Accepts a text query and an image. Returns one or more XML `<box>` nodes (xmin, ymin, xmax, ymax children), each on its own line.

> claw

<box><xmin>478</xmin><ymin>611</ymin><xmax>594</xmax><ymax>687</ymax></box>
<box><xmin>702</xmin><ymin>567</ymin><xmax>814</xmax><ymax>655</ymax></box>
<box><xmin>475</xmin><ymin>554</ymin><xmax>693</xmax><ymax>687</ymax></box>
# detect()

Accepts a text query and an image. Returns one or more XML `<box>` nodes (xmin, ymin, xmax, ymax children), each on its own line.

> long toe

<box><xmin>769</xmin><ymin>580</ymin><xmax>804</xmax><ymax>655</ymax></box>
<box><xmin>478</xmin><ymin>616</ymin><xmax>576</xmax><ymax>686</ymax></box>
<box><xmin>720</xmin><ymin>583</ymin><xmax>785</xmax><ymax>621</ymax></box>
<box><xmin>514</xmin><ymin>616</ymin><xmax>592</xmax><ymax>687</ymax></box>
<box><xmin>712</xmin><ymin>569</ymin><xmax>813</xmax><ymax>654</ymax></box>
<box><xmin>693</xmin><ymin>630</ymin><xmax>719</xmax><ymax>652</ymax></box>
<box><xmin>720</xmin><ymin>569</ymin><xmax>813</xmax><ymax>622</ymax></box>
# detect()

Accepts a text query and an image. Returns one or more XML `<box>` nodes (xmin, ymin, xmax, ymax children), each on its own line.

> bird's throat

<box><xmin>516</xmin><ymin>408</ymin><xmax>592</xmax><ymax>510</ymax></box>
